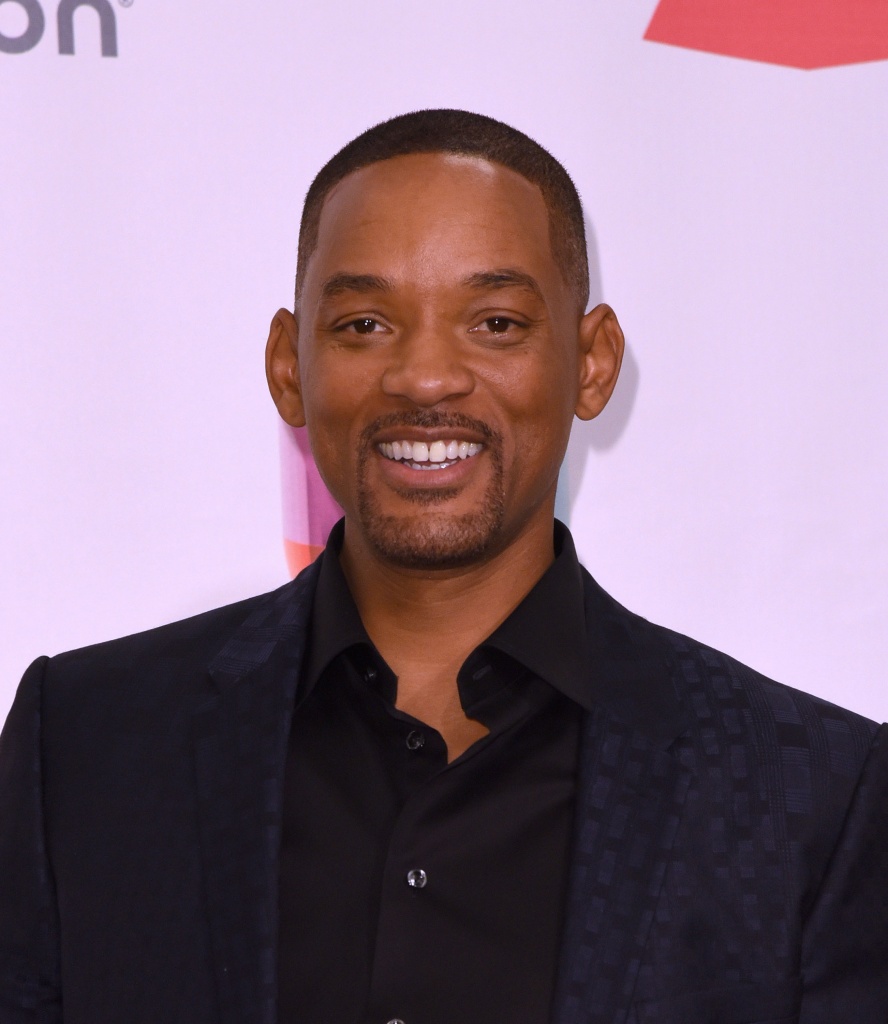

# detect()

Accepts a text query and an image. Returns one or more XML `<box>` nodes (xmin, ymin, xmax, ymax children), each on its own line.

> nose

<box><xmin>380</xmin><ymin>322</ymin><xmax>475</xmax><ymax>407</ymax></box>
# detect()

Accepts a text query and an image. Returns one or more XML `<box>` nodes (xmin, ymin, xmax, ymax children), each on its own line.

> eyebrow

<box><xmin>461</xmin><ymin>268</ymin><xmax>544</xmax><ymax>300</ymax></box>
<box><xmin>319</xmin><ymin>273</ymin><xmax>394</xmax><ymax>299</ymax></box>
<box><xmin>318</xmin><ymin>268</ymin><xmax>544</xmax><ymax>301</ymax></box>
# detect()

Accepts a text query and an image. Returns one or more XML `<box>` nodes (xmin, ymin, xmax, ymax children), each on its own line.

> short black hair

<box><xmin>295</xmin><ymin>109</ymin><xmax>589</xmax><ymax>311</ymax></box>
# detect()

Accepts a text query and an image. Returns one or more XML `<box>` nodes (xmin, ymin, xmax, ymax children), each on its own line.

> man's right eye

<box><xmin>342</xmin><ymin>317</ymin><xmax>381</xmax><ymax>334</ymax></box>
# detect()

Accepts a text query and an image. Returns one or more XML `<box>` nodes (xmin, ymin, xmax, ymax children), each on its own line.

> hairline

<box><xmin>295</xmin><ymin>148</ymin><xmax>589</xmax><ymax>314</ymax></box>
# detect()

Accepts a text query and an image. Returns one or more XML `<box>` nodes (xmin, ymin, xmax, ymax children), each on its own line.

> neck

<box><xmin>338</xmin><ymin>512</ymin><xmax>556</xmax><ymax>759</ymax></box>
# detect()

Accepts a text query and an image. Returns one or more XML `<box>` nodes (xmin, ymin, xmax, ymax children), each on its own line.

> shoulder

<box><xmin>654</xmin><ymin>614</ymin><xmax>878</xmax><ymax>762</ymax></box>
<box><xmin>582</xmin><ymin>566</ymin><xmax>879</xmax><ymax>742</ymax></box>
<box><xmin>34</xmin><ymin>560</ymin><xmax>322</xmax><ymax>713</ymax></box>
<box><xmin>580</xmin><ymin>569</ymin><xmax>887</xmax><ymax>897</ymax></box>
<box><xmin>49</xmin><ymin>588</ymin><xmax>278</xmax><ymax>677</ymax></box>
<box><xmin>580</xmin><ymin>567</ymin><xmax>881</xmax><ymax>814</ymax></box>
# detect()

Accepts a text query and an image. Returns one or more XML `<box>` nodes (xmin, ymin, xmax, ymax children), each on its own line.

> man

<box><xmin>1</xmin><ymin>110</ymin><xmax>886</xmax><ymax>1024</ymax></box>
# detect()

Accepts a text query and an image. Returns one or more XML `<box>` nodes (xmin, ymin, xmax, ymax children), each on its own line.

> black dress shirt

<box><xmin>277</xmin><ymin>521</ymin><xmax>593</xmax><ymax>1024</ymax></box>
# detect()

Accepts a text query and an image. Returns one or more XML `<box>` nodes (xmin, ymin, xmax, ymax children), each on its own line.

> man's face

<box><xmin>292</xmin><ymin>153</ymin><xmax>589</xmax><ymax>570</ymax></box>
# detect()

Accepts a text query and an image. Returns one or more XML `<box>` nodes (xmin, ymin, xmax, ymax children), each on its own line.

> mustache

<box><xmin>358</xmin><ymin>410</ymin><xmax>500</xmax><ymax>447</ymax></box>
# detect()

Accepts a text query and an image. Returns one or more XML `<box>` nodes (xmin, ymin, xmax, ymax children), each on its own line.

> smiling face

<box><xmin>267</xmin><ymin>152</ymin><xmax>622</xmax><ymax>571</ymax></box>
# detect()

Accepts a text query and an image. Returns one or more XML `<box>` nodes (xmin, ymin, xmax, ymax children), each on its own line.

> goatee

<box><xmin>355</xmin><ymin>411</ymin><xmax>505</xmax><ymax>570</ymax></box>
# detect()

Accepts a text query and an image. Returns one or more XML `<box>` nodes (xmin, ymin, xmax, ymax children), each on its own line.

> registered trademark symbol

<box><xmin>118</xmin><ymin>0</ymin><xmax>133</xmax><ymax>7</ymax></box>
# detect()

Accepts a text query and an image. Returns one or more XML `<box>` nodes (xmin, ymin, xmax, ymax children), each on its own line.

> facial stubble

<box><xmin>355</xmin><ymin>411</ymin><xmax>506</xmax><ymax>570</ymax></box>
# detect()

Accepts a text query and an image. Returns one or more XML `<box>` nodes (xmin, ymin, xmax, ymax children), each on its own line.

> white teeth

<box><xmin>378</xmin><ymin>439</ymin><xmax>484</xmax><ymax>466</ymax></box>
<box><xmin>429</xmin><ymin>441</ymin><xmax>447</xmax><ymax>463</ymax></box>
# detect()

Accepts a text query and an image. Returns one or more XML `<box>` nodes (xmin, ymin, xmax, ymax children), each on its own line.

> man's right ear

<box><xmin>265</xmin><ymin>308</ymin><xmax>306</xmax><ymax>427</ymax></box>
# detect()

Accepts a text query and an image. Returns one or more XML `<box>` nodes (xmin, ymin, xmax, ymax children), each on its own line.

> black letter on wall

<box><xmin>0</xmin><ymin>0</ymin><xmax>45</xmax><ymax>53</ymax></box>
<box><xmin>57</xmin><ymin>0</ymin><xmax>117</xmax><ymax>56</ymax></box>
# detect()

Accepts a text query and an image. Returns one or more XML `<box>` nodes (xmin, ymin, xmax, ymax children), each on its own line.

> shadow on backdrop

<box><xmin>555</xmin><ymin>215</ymin><xmax>640</xmax><ymax>523</ymax></box>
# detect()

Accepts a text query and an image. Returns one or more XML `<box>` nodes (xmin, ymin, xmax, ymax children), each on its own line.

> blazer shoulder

<box><xmin>581</xmin><ymin>567</ymin><xmax>880</xmax><ymax>768</ymax></box>
<box><xmin>633</xmin><ymin>604</ymin><xmax>886</xmax><ymax>913</ymax></box>
<box><xmin>39</xmin><ymin>560</ymin><xmax>321</xmax><ymax>708</ymax></box>
<box><xmin>654</xmin><ymin>618</ymin><xmax>879</xmax><ymax>753</ymax></box>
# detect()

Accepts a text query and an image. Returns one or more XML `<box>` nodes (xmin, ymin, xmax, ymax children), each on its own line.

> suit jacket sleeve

<box><xmin>800</xmin><ymin>722</ymin><xmax>888</xmax><ymax>1022</ymax></box>
<box><xmin>0</xmin><ymin>659</ymin><xmax>62</xmax><ymax>1024</ymax></box>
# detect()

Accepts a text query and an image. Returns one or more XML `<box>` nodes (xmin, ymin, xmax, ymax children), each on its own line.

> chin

<box><xmin>356</xmin><ymin>494</ymin><xmax>506</xmax><ymax>570</ymax></box>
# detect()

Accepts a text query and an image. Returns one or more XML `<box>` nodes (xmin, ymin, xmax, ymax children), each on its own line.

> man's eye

<box><xmin>483</xmin><ymin>317</ymin><xmax>518</xmax><ymax>334</ymax></box>
<box><xmin>346</xmin><ymin>317</ymin><xmax>381</xmax><ymax>334</ymax></box>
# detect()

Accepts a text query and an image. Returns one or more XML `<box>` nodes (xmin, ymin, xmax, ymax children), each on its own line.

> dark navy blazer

<box><xmin>1</xmin><ymin>559</ymin><xmax>887</xmax><ymax>1024</ymax></box>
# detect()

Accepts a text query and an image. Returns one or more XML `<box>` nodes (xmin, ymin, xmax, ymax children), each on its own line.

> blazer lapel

<box><xmin>551</xmin><ymin>574</ymin><xmax>694</xmax><ymax>1024</ymax></box>
<box><xmin>191</xmin><ymin>561</ymin><xmax>320</xmax><ymax>1024</ymax></box>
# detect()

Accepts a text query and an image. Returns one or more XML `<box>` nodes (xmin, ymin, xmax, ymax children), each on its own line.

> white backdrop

<box><xmin>2</xmin><ymin>0</ymin><xmax>886</xmax><ymax>722</ymax></box>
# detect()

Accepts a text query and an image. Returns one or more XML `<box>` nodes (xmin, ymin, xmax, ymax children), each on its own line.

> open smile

<box><xmin>377</xmin><ymin>439</ymin><xmax>484</xmax><ymax>471</ymax></box>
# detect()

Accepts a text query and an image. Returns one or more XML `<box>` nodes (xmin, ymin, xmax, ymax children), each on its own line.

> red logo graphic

<box><xmin>645</xmin><ymin>0</ymin><xmax>888</xmax><ymax>69</ymax></box>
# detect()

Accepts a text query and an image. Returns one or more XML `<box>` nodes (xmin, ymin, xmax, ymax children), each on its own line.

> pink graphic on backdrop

<box><xmin>645</xmin><ymin>0</ymin><xmax>888</xmax><ymax>69</ymax></box>
<box><xmin>280</xmin><ymin>423</ymin><xmax>343</xmax><ymax>577</ymax></box>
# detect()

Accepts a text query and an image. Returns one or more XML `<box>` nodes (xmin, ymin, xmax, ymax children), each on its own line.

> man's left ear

<box><xmin>575</xmin><ymin>303</ymin><xmax>625</xmax><ymax>421</ymax></box>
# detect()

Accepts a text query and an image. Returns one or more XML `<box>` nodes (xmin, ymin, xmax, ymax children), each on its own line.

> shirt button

<box><xmin>386</xmin><ymin>1019</ymin><xmax>405</xmax><ymax>1024</ymax></box>
<box><xmin>406</xmin><ymin>868</ymin><xmax>427</xmax><ymax>889</ymax></box>
<box><xmin>364</xmin><ymin>665</ymin><xmax>378</xmax><ymax>684</ymax></box>
<box><xmin>405</xmin><ymin>730</ymin><xmax>425</xmax><ymax>751</ymax></box>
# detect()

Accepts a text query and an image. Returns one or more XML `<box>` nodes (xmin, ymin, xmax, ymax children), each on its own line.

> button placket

<box><xmin>364</xmin><ymin>754</ymin><xmax>444</xmax><ymax>1017</ymax></box>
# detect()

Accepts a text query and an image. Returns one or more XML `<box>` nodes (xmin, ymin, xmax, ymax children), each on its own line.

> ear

<box><xmin>574</xmin><ymin>303</ymin><xmax>625</xmax><ymax>421</ymax></box>
<box><xmin>265</xmin><ymin>308</ymin><xmax>305</xmax><ymax>427</ymax></box>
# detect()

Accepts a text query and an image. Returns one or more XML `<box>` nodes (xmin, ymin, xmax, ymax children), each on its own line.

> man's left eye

<box><xmin>486</xmin><ymin>317</ymin><xmax>512</xmax><ymax>333</ymax></box>
<box><xmin>477</xmin><ymin>317</ymin><xmax>522</xmax><ymax>334</ymax></box>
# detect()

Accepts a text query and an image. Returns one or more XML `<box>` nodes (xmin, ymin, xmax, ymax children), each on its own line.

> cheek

<box><xmin>496</xmin><ymin>356</ymin><xmax>576</xmax><ymax>437</ymax></box>
<box><xmin>299</xmin><ymin>361</ymin><xmax>367</xmax><ymax>502</ymax></box>
<box><xmin>302</xmin><ymin>348</ymin><xmax>370</xmax><ymax>432</ymax></box>
<box><xmin>496</xmin><ymin>372</ymin><xmax>575</xmax><ymax>489</ymax></box>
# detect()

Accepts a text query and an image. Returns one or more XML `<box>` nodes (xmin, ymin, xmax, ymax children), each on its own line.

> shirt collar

<box><xmin>480</xmin><ymin>521</ymin><xmax>592</xmax><ymax>710</ymax></box>
<box><xmin>302</xmin><ymin>519</ymin><xmax>592</xmax><ymax>712</ymax></box>
<box><xmin>301</xmin><ymin>520</ymin><xmax>370</xmax><ymax>697</ymax></box>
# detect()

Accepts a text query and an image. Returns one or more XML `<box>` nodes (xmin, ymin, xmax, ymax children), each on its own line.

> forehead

<box><xmin>307</xmin><ymin>153</ymin><xmax>559</xmax><ymax>292</ymax></box>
